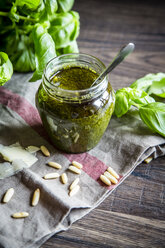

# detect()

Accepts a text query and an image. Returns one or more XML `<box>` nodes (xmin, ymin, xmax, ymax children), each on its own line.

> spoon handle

<box><xmin>91</xmin><ymin>42</ymin><xmax>135</xmax><ymax>87</ymax></box>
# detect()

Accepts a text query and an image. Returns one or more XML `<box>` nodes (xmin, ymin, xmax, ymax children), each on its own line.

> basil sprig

<box><xmin>114</xmin><ymin>73</ymin><xmax>165</xmax><ymax>137</ymax></box>
<box><xmin>0</xmin><ymin>0</ymin><xmax>80</xmax><ymax>82</ymax></box>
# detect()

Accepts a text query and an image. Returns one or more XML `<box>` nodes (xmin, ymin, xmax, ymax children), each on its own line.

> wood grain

<box><xmin>41</xmin><ymin>0</ymin><xmax>165</xmax><ymax>247</ymax></box>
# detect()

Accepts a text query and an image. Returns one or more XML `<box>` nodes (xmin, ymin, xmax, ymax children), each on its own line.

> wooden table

<box><xmin>42</xmin><ymin>0</ymin><xmax>165</xmax><ymax>247</ymax></box>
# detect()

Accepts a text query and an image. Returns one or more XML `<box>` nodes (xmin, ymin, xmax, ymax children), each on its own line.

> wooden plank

<box><xmin>42</xmin><ymin>207</ymin><xmax>165</xmax><ymax>248</ymax></box>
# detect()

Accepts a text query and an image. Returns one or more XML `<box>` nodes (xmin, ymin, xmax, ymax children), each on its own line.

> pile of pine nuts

<box><xmin>100</xmin><ymin>167</ymin><xmax>119</xmax><ymax>186</ymax></box>
<box><xmin>43</xmin><ymin>159</ymin><xmax>83</xmax><ymax>197</ymax></box>
<box><xmin>2</xmin><ymin>145</ymin><xmax>122</xmax><ymax>219</ymax></box>
<box><xmin>1</xmin><ymin>145</ymin><xmax>83</xmax><ymax>218</ymax></box>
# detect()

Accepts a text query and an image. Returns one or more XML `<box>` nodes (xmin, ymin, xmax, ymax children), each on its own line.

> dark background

<box><xmin>74</xmin><ymin>0</ymin><xmax>165</xmax><ymax>90</ymax></box>
<box><xmin>41</xmin><ymin>1</ymin><xmax>165</xmax><ymax>247</ymax></box>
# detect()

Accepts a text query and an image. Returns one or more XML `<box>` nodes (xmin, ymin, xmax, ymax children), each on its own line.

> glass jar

<box><xmin>36</xmin><ymin>53</ymin><xmax>115</xmax><ymax>153</ymax></box>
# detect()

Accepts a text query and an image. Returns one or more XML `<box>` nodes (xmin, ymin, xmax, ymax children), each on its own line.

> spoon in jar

<box><xmin>91</xmin><ymin>42</ymin><xmax>135</xmax><ymax>87</ymax></box>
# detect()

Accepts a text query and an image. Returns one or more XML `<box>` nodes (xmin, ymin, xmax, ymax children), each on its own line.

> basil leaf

<box><xmin>30</xmin><ymin>24</ymin><xmax>56</xmax><ymax>82</ymax></box>
<box><xmin>0</xmin><ymin>52</ymin><xmax>13</xmax><ymax>86</ymax></box>
<box><xmin>130</xmin><ymin>95</ymin><xmax>155</xmax><ymax>108</ymax></box>
<box><xmin>17</xmin><ymin>0</ymin><xmax>45</xmax><ymax>19</ymax></box>
<box><xmin>45</xmin><ymin>0</ymin><xmax>58</xmax><ymax>16</ymax></box>
<box><xmin>63</xmin><ymin>39</ymin><xmax>78</xmax><ymax>53</ymax></box>
<box><xmin>57</xmin><ymin>0</ymin><xmax>74</xmax><ymax>13</ymax></box>
<box><xmin>147</xmin><ymin>77</ymin><xmax>165</xmax><ymax>98</ymax></box>
<box><xmin>114</xmin><ymin>91</ymin><xmax>130</xmax><ymax>117</ymax></box>
<box><xmin>130</xmin><ymin>72</ymin><xmax>165</xmax><ymax>96</ymax></box>
<box><xmin>5</xmin><ymin>33</ymin><xmax>35</xmax><ymax>72</ymax></box>
<box><xmin>48</xmin><ymin>11</ymin><xmax>79</xmax><ymax>49</ymax></box>
<box><xmin>15</xmin><ymin>0</ymin><xmax>40</xmax><ymax>10</ymax></box>
<box><xmin>129</xmin><ymin>88</ymin><xmax>155</xmax><ymax>108</ymax></box>
<box><xmin>114</xmin><ymin>87</ymin><xmax>155</xmax><ymax>117</ymax></box>
<box><xmin>139</xmin><ymin>102</ymin><xmax>165</xmax><ymax>137</ymax></box>
<box><xmin>57</xmin><ymin>40</ymin><xmax>78</xmax><ymax>55</ymax></box>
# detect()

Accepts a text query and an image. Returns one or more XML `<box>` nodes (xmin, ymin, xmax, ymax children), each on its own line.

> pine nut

<box><xmin>104</xmin><ymin>171</ymin><xmax>118</xmax><ymax>184</ymax></box>
<box><xmin>32</xmin><ymin>188</ymin><xmax>40</xmax><ymax>206</ymax></box>
<box><xmin>107</xmin><ymin>167</ymin><xmax>119</xmax><ymax>179</ymax></box>
<box><xmin>68</xmin><ymin>166</ymin><xmax>81</xmax><ymax>174</ymax></box>
<box><xmin>69</xmin><ymin>185</ymin><xmax>80</xmax><ymax>197</ymax></box>
<box><xmin>73</xmin><ymin>133</ymin><xmax>79</xmax><ymax>143</ymax></box>
<box><xmin>12</xmin><ymin>212</ymin><xmax>29</xmax><ymax>218</ymax></box>
<box><xmin>70</xmin><ymin>178</ymin><xmax>80</xmax><ymax>190</ymax></box>
<box><xmin>3</xmin><ymin>188</ymin><xmax>14</xmax><ymax>203</ymax></box>
<box><xmin>100</xmin><ymin>175</ymin><xmax>111</xmax><ymax>186</ymax></box>
<box><xmin>43</xmin><ymin>172</ymin><xmax>59</xmax><ymax>179</ymax></box>
<box><xmin>144</xmin><ymin>156</ymin><xmax>153</xmax><ymax>164</ymax></box>
<box><xmin>72</xmin><ymin>161</ymin><xmax>83</xmax><ymax>169</ymax></box>
<box><xmin>61</xmin><ymin>173</ymin><xmax>68</xmax><ymax>184</ymax></box>
<box><xmin>47</xmin><ymin>161</ymin><xmax>62</xmax><ymax>169</ymax></box>
<box><xmin>40</xmin><ymin>145</ymin><xmax>50</xmax><ymax>157</ymax></box>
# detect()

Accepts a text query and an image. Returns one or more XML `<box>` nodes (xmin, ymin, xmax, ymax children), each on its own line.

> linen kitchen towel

<box><xmin>0</xmin><ymin>74</ymin><xmax>164</xmax><ymax>248</ymax></box>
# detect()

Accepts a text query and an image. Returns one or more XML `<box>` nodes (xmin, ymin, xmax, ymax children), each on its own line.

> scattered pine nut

<box><xmin>32</xmin><ymin>188</ymin><xmax>40</xmax><ymax>206</ymax></box>
<box><xmin>43</xmin><ymin>172</ymin><xmax>59</xmax><ymax>179</ymax></box>
<box><xmin>47</xmin><ymin>161</ymin><xmax>62</xmax><ymax>169</ymax></box>
<box><xmin>3</xmin><ymin>188</ymin><xmax>14</xmax><ymax>203</ymax></box>
<box><xmin>12</xmin><ymin>212</ymin><xmax>29</xmax><ymax>218</ymax></box>
<box><xmin>144</xmin><ymin>156</ymin><xmax>153</xmax><ymax>164</ymax></box>
<box><xmin>73</xmin><ymin>133</ymin><xmax>79</xmax><ymax>143</ymax></box>
<box><xmin>72</xmin><ymin>161</ymin><xmax>83</xmax><ymax>169</ymax></box>
<box><xmin>107</xmin><ymin>167</ymin><xmax>119</xmax><ymax>179</ymax></box>
<box><xmin>69</xmin><ymin>185</ymin><xmax>80</xmax><ymax>197</ymax></box>
<box><xmin>104</xmin><ymin>171</ymin><xmax>118</xmax><ymax>184</ymax></box>
<box><xmin>100</xmin><ymin>175</ymin><xmax>111</xmax><ymax>186</ymax></box>
<box><xmin>68</xmin><ymin>165</ymin><xmax>81</xmax><ymax>174</ymax></box>
<box><xmin>70</xmin><ymin>178</ymin><xmax>79</xmax><ymax>190</ymax></box>
<box><xmin>61</xmin><ymin>173</ymin><xmax>68</xmax><ymax>184</ymax></box>
<box><xmin>40</xmin><ymin>145</ymin><xmax>50</xmax><ymax>157</ymax></box>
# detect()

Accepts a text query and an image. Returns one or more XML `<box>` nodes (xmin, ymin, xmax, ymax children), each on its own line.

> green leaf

<box><xmin>114</xmin><ymin>91</ymin><xmax>130</xmax><ymax>117</ymax></box>
<box><xmin>30</xmin><ymin>24</ymin><xmax>56</xmax><ymax>82</ymax></box>
<box><xmin>17</xmin><ymin>0</ymin><xmax>58</xmax><ymax>20</ymax></box>
<box><xmin>139</xmin><ymin>102</ymin><xmax>165</xmax><ymax>137</ymax></box>
<box><xmin>48</xmin><ymin>11</ymin><xmax>79</xmax><ymax>49</ymax></box>
<box><xmin>63</xmin><ymin>40</ymin><xmax>78</xmax><ymax>53</ymax></box>
<box><xmin>128</xmin><ymin>88</ymin><xmax>155</xmax><ymax>108</ymax></box>
<box><xmin>0</xmin><ymin>52</ymin><xmax>13</xmax><ymax>86</ymax></box>
<box><xmin>15</xmin><ymin>0</ymin><xmax>40</xmax><ymax>10</ymax></box>
<box><xmin>57</xmin><ymin>0</ymin><xmax>74</xmax><ymax>13</ymax></box>
<box><xmin>45</xmin><ymin>0</ymin><xmax>58</xmax><ymax>16</ymax></box>
<box><xmin>147</xmin><ymin>77</ymin><xmax>165</xmax><ymax>98</ymax></box>
<box><xmin>5</xmin><ymin>32</ymin><xmax>36</xmax><ymax>72</ymax></box>
<box><xmin>114</xmin><ymin>87</ymin><xmax>155</xmax><ymax>117</ymax></box>
<box><xmin>17</xmin><ymin>0</ymin><xmax>45</xmax><ymax>19</ymax></box>
<box><xmin>130</xmin><ymin>72</ymin><xmax>165</xmax><ymax>94</ymax></box>
<box><xmin>57</xmin><ymin>39</ymin><xmax>78</xmax><ymax>55</ymax></box>
<box><xmin>130</xmin><ymin>94</ymin><xmax>155</xmax><ymax>108</ymax></box>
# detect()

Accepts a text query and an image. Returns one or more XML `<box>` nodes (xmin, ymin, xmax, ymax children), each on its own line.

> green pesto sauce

<box><xmin>36</xmin><ymin>66</ymin><xmax>115</xmax><ymax>153</ymax></box>
<box><xmin>51</xmin><ymin>67</ymin><xmax>98</xmax><ymax>90</ymax></box>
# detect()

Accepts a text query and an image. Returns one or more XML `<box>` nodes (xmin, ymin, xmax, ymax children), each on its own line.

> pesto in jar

<box><xmin>36</xmin><ymin>54</ymin><xmax>115</xmax><ymax>153</ymax></box>
<box><xmin>52</xmin><ymin>67</ymin><xmax>98</xmax><ymax>90</ymax></box>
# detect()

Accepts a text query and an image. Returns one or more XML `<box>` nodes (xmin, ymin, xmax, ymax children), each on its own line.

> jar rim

<box><xmin>42</xmin><ymin>53</ymin><xmax>109</xmax><ymax>102</ymax></box>
<box><xmin>44</xmin><ymin>53</ymin><xmax>107</xmax><ymax>91</ymax></box>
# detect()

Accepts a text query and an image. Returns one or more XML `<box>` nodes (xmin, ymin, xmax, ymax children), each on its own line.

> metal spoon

<box><xmin>91</xmin><ymin>42</ymin><xmax>135</xmax><ymax>87</ymax></box>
